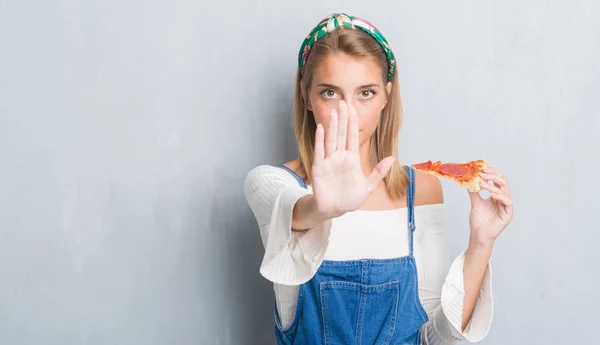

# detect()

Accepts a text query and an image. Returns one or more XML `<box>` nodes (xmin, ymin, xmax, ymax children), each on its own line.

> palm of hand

<box><xmin>312</xmin><ymin>150</ymin><xmax>367</xmax><ymax>217</ymax></box>
<box><xmin>310</xmin><ymin>101</ymin><xmax>394</xmax><ymax>218</ymax></box>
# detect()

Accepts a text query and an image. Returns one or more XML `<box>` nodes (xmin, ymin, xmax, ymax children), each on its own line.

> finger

<box><xmin>347</xmin><ymin>103</ymin><xmax>359</xmax><ymax>152</ymax></box>
<box><xmin>479</xmin><ymin>180</ymin><xmax>503</xmax><ymax>195</ymax></box>
<box><xmin>314</xmin><ymin>123</ymin><xmax>325</xmax><ymax>165</ymax></box>
<box><xmin>490</xmin><ymin>193</ymin><xmax>513</xmax><ymax>208</ymax></box>
<box><xmin>482</xmin><ymin>167</ymin><xmax>504</xmax><ymax>179</ymax></box>
<box><xmin>366</xmin><ymin>156</ymin><xmax>395</xmax><ymax>192</ymax></box>
<box><xmin>326</xmin><ymin>109</ymin><xmax>338</xmax><ymax>157</ymax></box>
<box><xmin>490</xmin><ymin>193</ymin><xmax>514</xmax><ymax>217</ymax></box>
<box><xmin>481</xmin><ymin>173</ymin><xmax>508</xmax><ymax>188</ymax></box>
<box><xmin>480</xmin><ymin>173</ymin><xmax>510</xmax><ymax>195</ymax></box>
<box><xmin>468</xmin><ymin>190</ymin><xmax>485</xmax><ymax>207</ymax></box>
<box><xmin>337</xmin><ymin>101</ymin><xmax>348</xmax><ymax>151</ymax></box>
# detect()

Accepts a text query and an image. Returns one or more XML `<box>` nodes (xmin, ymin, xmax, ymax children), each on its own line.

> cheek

<box><xmin>356</xmin><ymin>103</ymin><xmax>382</xmax><ymax>131</ymax></box>
<box><xmin>311</xmin><ymin>99</ymin><xmax>335</xmax><ymax>128</ymax></box>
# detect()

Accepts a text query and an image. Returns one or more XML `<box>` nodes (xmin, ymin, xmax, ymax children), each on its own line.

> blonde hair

<box><xmin>292</xmin><ymin>26</ymin><xmax>409</xmax><ymax>200</ymax></box>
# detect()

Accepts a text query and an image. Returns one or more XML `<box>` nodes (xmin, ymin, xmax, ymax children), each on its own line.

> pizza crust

<box><xmin>461</xmin><ymin>174</ymin><xmax>484</xmax><ymax>193</ymax></box>
<box><xmin>460</xmin><ymin>160</ymin><xmax>488</xmax><ymax>192</ymax></box>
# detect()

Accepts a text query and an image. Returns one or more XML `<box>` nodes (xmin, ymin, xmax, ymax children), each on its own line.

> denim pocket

<box><xmin>320</xmin><ymin>281</ymin><xmax>399</xmax><ymax>345</ymax></box>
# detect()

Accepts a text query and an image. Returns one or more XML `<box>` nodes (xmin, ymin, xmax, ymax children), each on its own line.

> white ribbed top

<box><xmin>244</xmin><ymin>165</ymin><xmax>493</xmax><ymax>344</ymax></box>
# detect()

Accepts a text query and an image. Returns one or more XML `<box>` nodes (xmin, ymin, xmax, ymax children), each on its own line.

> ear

<box><xmin>301</xmin><ymin>81</ymin><xmax>313</xmax><ymax>111</ymax></box>
<box><xmin>383</xmin><ymin>81</ymin><xmax>392</xmax><ymax>109</ymax></box>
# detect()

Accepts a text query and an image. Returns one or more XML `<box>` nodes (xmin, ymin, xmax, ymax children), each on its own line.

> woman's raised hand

<box><xmin>311</xmin><ymin>100</ymin><xmax>395</xmax><ymax>218</ymax></box>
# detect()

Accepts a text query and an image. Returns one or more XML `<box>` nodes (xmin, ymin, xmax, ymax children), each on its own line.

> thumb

<box><xmin>366</xmin><ymin>156</ymin><xmax>395</xmax><ymax>192</ymax></box>
<box><xmin>468</xmin><ymin>190</ymin><xmax>484</xmax><ymax>208</ymax></box>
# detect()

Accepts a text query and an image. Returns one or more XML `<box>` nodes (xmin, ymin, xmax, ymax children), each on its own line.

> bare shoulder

<box><xmin>414</xmin><ymin>170</ymin><xmax>444</xmax><ymax>206</ymax></box>
<box><xmin>282</xmin><ymin>159</ymin><xmax>306</xmax><ymax>180</ymax></box>
<box><xmin>282</xmin><ymin>159</ymin><xmax>300</xmax><ymax>171</ymax></box>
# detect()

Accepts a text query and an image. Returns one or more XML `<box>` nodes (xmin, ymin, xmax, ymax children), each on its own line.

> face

<box><xmin>304</xmin><ymin>53</ymin><xmax>392</xmax><ymax>147</ymax></box>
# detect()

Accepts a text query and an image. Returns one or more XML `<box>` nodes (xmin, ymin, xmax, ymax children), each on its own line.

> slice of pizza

<box><xmin>412</xmin><ymin>159</ymin><xmax>488</xmax><ymax>192</ymax></box>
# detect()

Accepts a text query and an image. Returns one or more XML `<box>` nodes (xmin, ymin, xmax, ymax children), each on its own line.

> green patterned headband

<box><xmin>298</xmin><ymin>13</ymin><xmax>396</xmax><ymax>81</ymax></box>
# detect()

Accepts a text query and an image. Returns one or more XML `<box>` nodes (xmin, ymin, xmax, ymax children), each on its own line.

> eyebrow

<box><xmin>317</xmin><ymin>83</ymin><xmax>380</xmax><ymax>90</ymax></box>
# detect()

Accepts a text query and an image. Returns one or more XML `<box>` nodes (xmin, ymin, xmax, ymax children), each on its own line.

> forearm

<box><xmin>461</xmin><ymin>239</ymin><xmax>493</xmax><ymax>331</ymax></box>
<box><xmin>291</xmin><ymin>194</ymin><xmax>332</xmax><ymax>231</ymax></box>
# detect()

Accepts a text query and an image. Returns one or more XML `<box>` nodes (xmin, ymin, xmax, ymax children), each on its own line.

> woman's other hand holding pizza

<box><xmin>467</xmin><ymin>167</ymin><xmax>514</xmax><ymax>247</ymax></box>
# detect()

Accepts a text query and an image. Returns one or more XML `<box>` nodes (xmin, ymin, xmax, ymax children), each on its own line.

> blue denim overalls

<box><xmin>274</xmin><ymin>165</ymin><xmax>429</xmax><ymax>345</ymax></box>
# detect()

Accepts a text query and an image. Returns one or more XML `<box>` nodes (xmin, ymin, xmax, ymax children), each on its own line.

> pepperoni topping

<box><xmin>413</xmin><ymin>161</ymin><xmax>433</xmax><ymax>170</ymax></box>
<box><xmin>439</xmin><ymin>163</ymin><xmax>468</xmax><ymax>176</ymax></box>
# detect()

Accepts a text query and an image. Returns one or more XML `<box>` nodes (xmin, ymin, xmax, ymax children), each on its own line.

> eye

<box><xmin>321</xmin><ymin>89</ymin><xmax>338</xmax><ymax>99</ymax></box>
<box><xmin>359</xmin><ymin>90</ymin><xmax>375</xmax><ymax>99</ymax></box>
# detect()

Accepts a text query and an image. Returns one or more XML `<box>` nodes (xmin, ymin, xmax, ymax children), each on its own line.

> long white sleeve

<box><xmin>243</xmin><ymin>165</ymin><xmax>332</xmax><ymax>285</ymax></box>
<box><xmin>416</xmin><ymin>207</ymin><xmax>494</xmax><ymax>344</ymax></box>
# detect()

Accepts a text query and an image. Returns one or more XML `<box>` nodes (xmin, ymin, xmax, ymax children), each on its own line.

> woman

<box><xmin>244</xmin><ymin>13</ymin><xmax>513</xmax><ymax>345</ymax></box>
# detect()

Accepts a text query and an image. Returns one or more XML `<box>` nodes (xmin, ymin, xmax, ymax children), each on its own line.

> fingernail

<box><xmin>340</xmin><ymin>100</ymin><xmax>346</xmax><ymax>106</ymax></box>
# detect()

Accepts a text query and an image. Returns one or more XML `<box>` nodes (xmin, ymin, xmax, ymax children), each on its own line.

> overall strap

<box><xmin>276</xmin><ymin>164</ymin><xmax>307</xmax><ymax>189</ymax></box>
<box><xmin>405</xmin><ymin>165</ymin><xmax>416</xmax><ymax>256</ymax></box>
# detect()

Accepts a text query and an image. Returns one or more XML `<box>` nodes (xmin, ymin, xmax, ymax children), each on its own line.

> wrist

<box><xmin>310</xmin><ymin>196</ymin><xmax>339</xmax><ymax>221</ymax></box>
<box><xmin>465</xmin><ymin>241</ymin><xmax>493</xmax><ymax>272</ymax></box>
<box><xmin>468</xmin><ymin>236</ymin><xmax>495</xmax><ymax>253</ymax></box>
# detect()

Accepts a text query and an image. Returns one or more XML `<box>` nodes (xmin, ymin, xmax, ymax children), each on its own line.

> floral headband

<box><xmin>298</xmin><ymin>13</ymin><xmax>396</xmax><ymax>81</ymax></box>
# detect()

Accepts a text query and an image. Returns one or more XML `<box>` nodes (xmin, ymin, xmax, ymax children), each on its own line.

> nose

<box><xmin>340</xmin><ymin>99</ymin><xmax>358</xmax><ymax>112</ymax></box>
<box><xmin>342</xmin><ymin>100</ymin><xmax>361</xmax><ymax>119</ymax></box>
